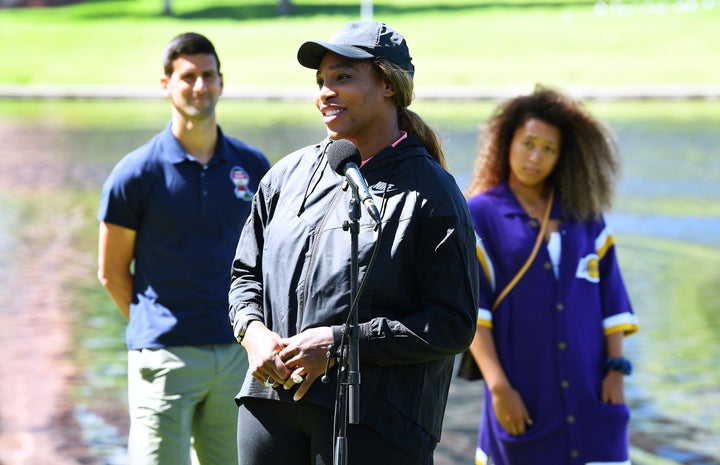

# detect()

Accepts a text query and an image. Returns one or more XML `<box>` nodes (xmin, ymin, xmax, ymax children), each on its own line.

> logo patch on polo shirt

<box><xmin>575</xmin><ymin>253</ymin><xmax>600</xmax><ymax>283</ymax></box>
<box><xmin>230</xmin><ymin>166</ymin><xmax>254</xmax><ymax>201</ymax></box>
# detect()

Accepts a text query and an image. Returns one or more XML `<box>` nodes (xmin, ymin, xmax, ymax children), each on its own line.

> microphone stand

<box><xmin>334</xmin><ymin>195</ymin><xmax>362</xmax><ymax>465</ymax></box>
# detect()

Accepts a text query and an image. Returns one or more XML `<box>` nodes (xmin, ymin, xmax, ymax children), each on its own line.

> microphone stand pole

<box><xmin>335</xmin><ymin>195</ymin><xmax>362</xmax><ymax>465</ymax></box>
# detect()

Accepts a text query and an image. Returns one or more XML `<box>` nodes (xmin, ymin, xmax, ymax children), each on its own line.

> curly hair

<box><xmin>465</xmin><ymin>84</ymin><xmax>621</xmax><ymax>221</ymax></box>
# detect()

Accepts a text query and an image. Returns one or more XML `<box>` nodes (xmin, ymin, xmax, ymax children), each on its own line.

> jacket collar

<box><xmin>360</xmin><ymin>133</ymin><xmax>429</xmax><ymax>172</ymax></box>
<box><xmin>493</xmin><ymin>181</ymin><xmax>563</xmax><ymax>220</ymax></box>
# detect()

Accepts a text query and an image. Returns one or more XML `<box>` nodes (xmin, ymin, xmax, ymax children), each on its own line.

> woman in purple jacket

<box><xmin>465</xmin><ymin>85</ymin><xmax>639</xmax><ymax>465</ymax></box>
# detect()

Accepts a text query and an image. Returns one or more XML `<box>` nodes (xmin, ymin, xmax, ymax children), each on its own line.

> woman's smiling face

<box><xmin>313</xmin><ymin>52</ymin><xmax>391</xmax><ymax>144</ymax></box>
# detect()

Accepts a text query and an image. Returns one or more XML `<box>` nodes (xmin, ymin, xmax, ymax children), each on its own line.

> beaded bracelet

<box><xmin>602</xmin><ymin>357</ymin><xmax>633</xmax><ymax>375</ymax></box>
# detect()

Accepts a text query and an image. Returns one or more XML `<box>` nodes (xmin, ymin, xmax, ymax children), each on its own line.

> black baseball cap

<box><xmin>297</xmin><ymin>21</ymin><xmax>414</xmax><ymax>77</ymax></box>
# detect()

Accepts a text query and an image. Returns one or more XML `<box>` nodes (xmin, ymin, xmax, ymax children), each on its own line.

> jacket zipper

<box><xmin>299</xmin><ymin>183</ymin><xmax>347</xmax><ymax>327</ymax></box>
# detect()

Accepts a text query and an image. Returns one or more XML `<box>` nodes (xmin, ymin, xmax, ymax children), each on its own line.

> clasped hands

<box><xmin>242</xmin><ymin>322</ymin><xmax>335</xmax><ymax>401</ymax></box>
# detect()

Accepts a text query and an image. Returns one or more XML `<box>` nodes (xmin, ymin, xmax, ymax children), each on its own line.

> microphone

<box><xmin>326</xmin><ymin>139</ymin><xmax>382</xmax><ymax>226</ymax></box>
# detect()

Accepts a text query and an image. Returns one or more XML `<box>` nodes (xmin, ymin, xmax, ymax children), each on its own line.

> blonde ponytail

<box><xmin>374</xmin><ymin>59</ymin><xmax>448</xmax><ymax>170</ymax></box>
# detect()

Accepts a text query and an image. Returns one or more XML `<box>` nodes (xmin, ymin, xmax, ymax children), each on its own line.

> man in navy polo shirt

<box><xmin>97</xmin><ymin>32</ymin><xmax>270</xmax><ymax>465</ymax></box>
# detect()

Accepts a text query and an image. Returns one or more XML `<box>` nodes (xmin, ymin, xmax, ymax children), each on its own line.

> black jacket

<box><xmin>229</xmin><ymin>134</ymin><xmax>479</xmax><ymax>459</ymax></box>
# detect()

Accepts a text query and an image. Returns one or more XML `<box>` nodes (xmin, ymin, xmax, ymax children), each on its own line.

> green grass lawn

<box><xmin>1</xmin><ymin>0</ymin><xmax>719</xmax><ymax>89</ymax></box>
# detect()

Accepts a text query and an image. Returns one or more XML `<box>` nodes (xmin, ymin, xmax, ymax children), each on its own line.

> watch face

<box><xmin>235</xmin><ymin>320</ymin><xmax>248</xmax><ymax>342</ymax></box>
<box><xmin>237</xmin><ymin>317</ymin><xmax>257</xmax><ymax>342</ymax></box>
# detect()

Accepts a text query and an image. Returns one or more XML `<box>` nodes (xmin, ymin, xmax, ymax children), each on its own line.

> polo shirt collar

<box><xmin>497</xmin><ymin>181</ymin><xmax>563</xmax><ymax>220</ymax></box>
<box><xmin>159</xmin><ymin>122</ymin><xmax>228</xmax><ymax>165</ymax></box>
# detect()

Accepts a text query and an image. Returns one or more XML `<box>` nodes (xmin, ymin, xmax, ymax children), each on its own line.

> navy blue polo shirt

<box><xmin>98</xmin><ymin>123</ymin><xmax>270</xmax><ymax>350</ymax></box>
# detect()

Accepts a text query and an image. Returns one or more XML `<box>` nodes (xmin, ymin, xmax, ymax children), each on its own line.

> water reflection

<box><xmin>0</xmin><ymin>99</ymin><xmax>718</xmax><ymax>464</ymax></box>
<box><xmin>610</xmin><ymin>213</ymin><xmax>720</xmax><ymax>249</ymax></box>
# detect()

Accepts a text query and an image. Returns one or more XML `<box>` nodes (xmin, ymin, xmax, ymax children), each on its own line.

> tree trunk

<box><xmin>276</xmin><ymin>0</ymin><xmax>293</xmax><ymax>15</ymax></box>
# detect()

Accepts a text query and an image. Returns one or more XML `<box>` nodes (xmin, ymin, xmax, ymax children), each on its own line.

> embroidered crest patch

<box><xmin>575</xmin><ymin>253</ymin><xmax>600</xmax><ymax>283</ymax></box>
<box><xmin>229</xmin><ymin>166</ymin><xmax>255</xmax><ymax>201</ymax></box>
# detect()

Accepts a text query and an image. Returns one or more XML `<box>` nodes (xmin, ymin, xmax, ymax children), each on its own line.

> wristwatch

<box><xmin>235</xmin><ymin>316</ymin><xmax>260</xmax><ymax>344</ymax></box>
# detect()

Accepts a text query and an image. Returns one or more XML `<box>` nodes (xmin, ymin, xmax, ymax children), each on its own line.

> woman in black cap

<box><xmin>228</xmin><ymin>21</ymin><xmax>479</xmax><ymax>465</ymax></box>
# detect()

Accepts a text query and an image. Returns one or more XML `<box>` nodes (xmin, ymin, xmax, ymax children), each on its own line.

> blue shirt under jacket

<box><xmin>98</xmin><ymin>123</ymin><xmax>270</xmax><ymax>350</ymax></box>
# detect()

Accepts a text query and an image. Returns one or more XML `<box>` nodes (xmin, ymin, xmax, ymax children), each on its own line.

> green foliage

<box><xmin>1</xmin><ymin>0</ymin><xmax>719</xmax><ymax>87</ymax></box>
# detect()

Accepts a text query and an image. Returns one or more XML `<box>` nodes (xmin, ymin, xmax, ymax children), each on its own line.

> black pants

<box><xmin>237</xmin><ymin>397</ymin><xmax>428</xmax><ymax>465</ymax></box>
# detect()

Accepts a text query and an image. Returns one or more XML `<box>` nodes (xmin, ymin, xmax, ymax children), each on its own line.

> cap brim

<box><xmin>297</xmin><ymin>40</ymin><xmax>375</xmax><ymax>70</ymax></box>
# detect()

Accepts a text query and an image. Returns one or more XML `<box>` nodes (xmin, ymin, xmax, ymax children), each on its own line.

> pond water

<box><xmin>0</xmin><ymin>99</ymin><xmax>718</xmax><ymax>464</ymax></box>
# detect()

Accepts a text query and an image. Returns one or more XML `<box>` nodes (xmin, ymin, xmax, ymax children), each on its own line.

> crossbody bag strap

<box><xmin>490</xmin><ymin>189</ymin><xmax>554</xmax><ymax>312</ymax></box>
